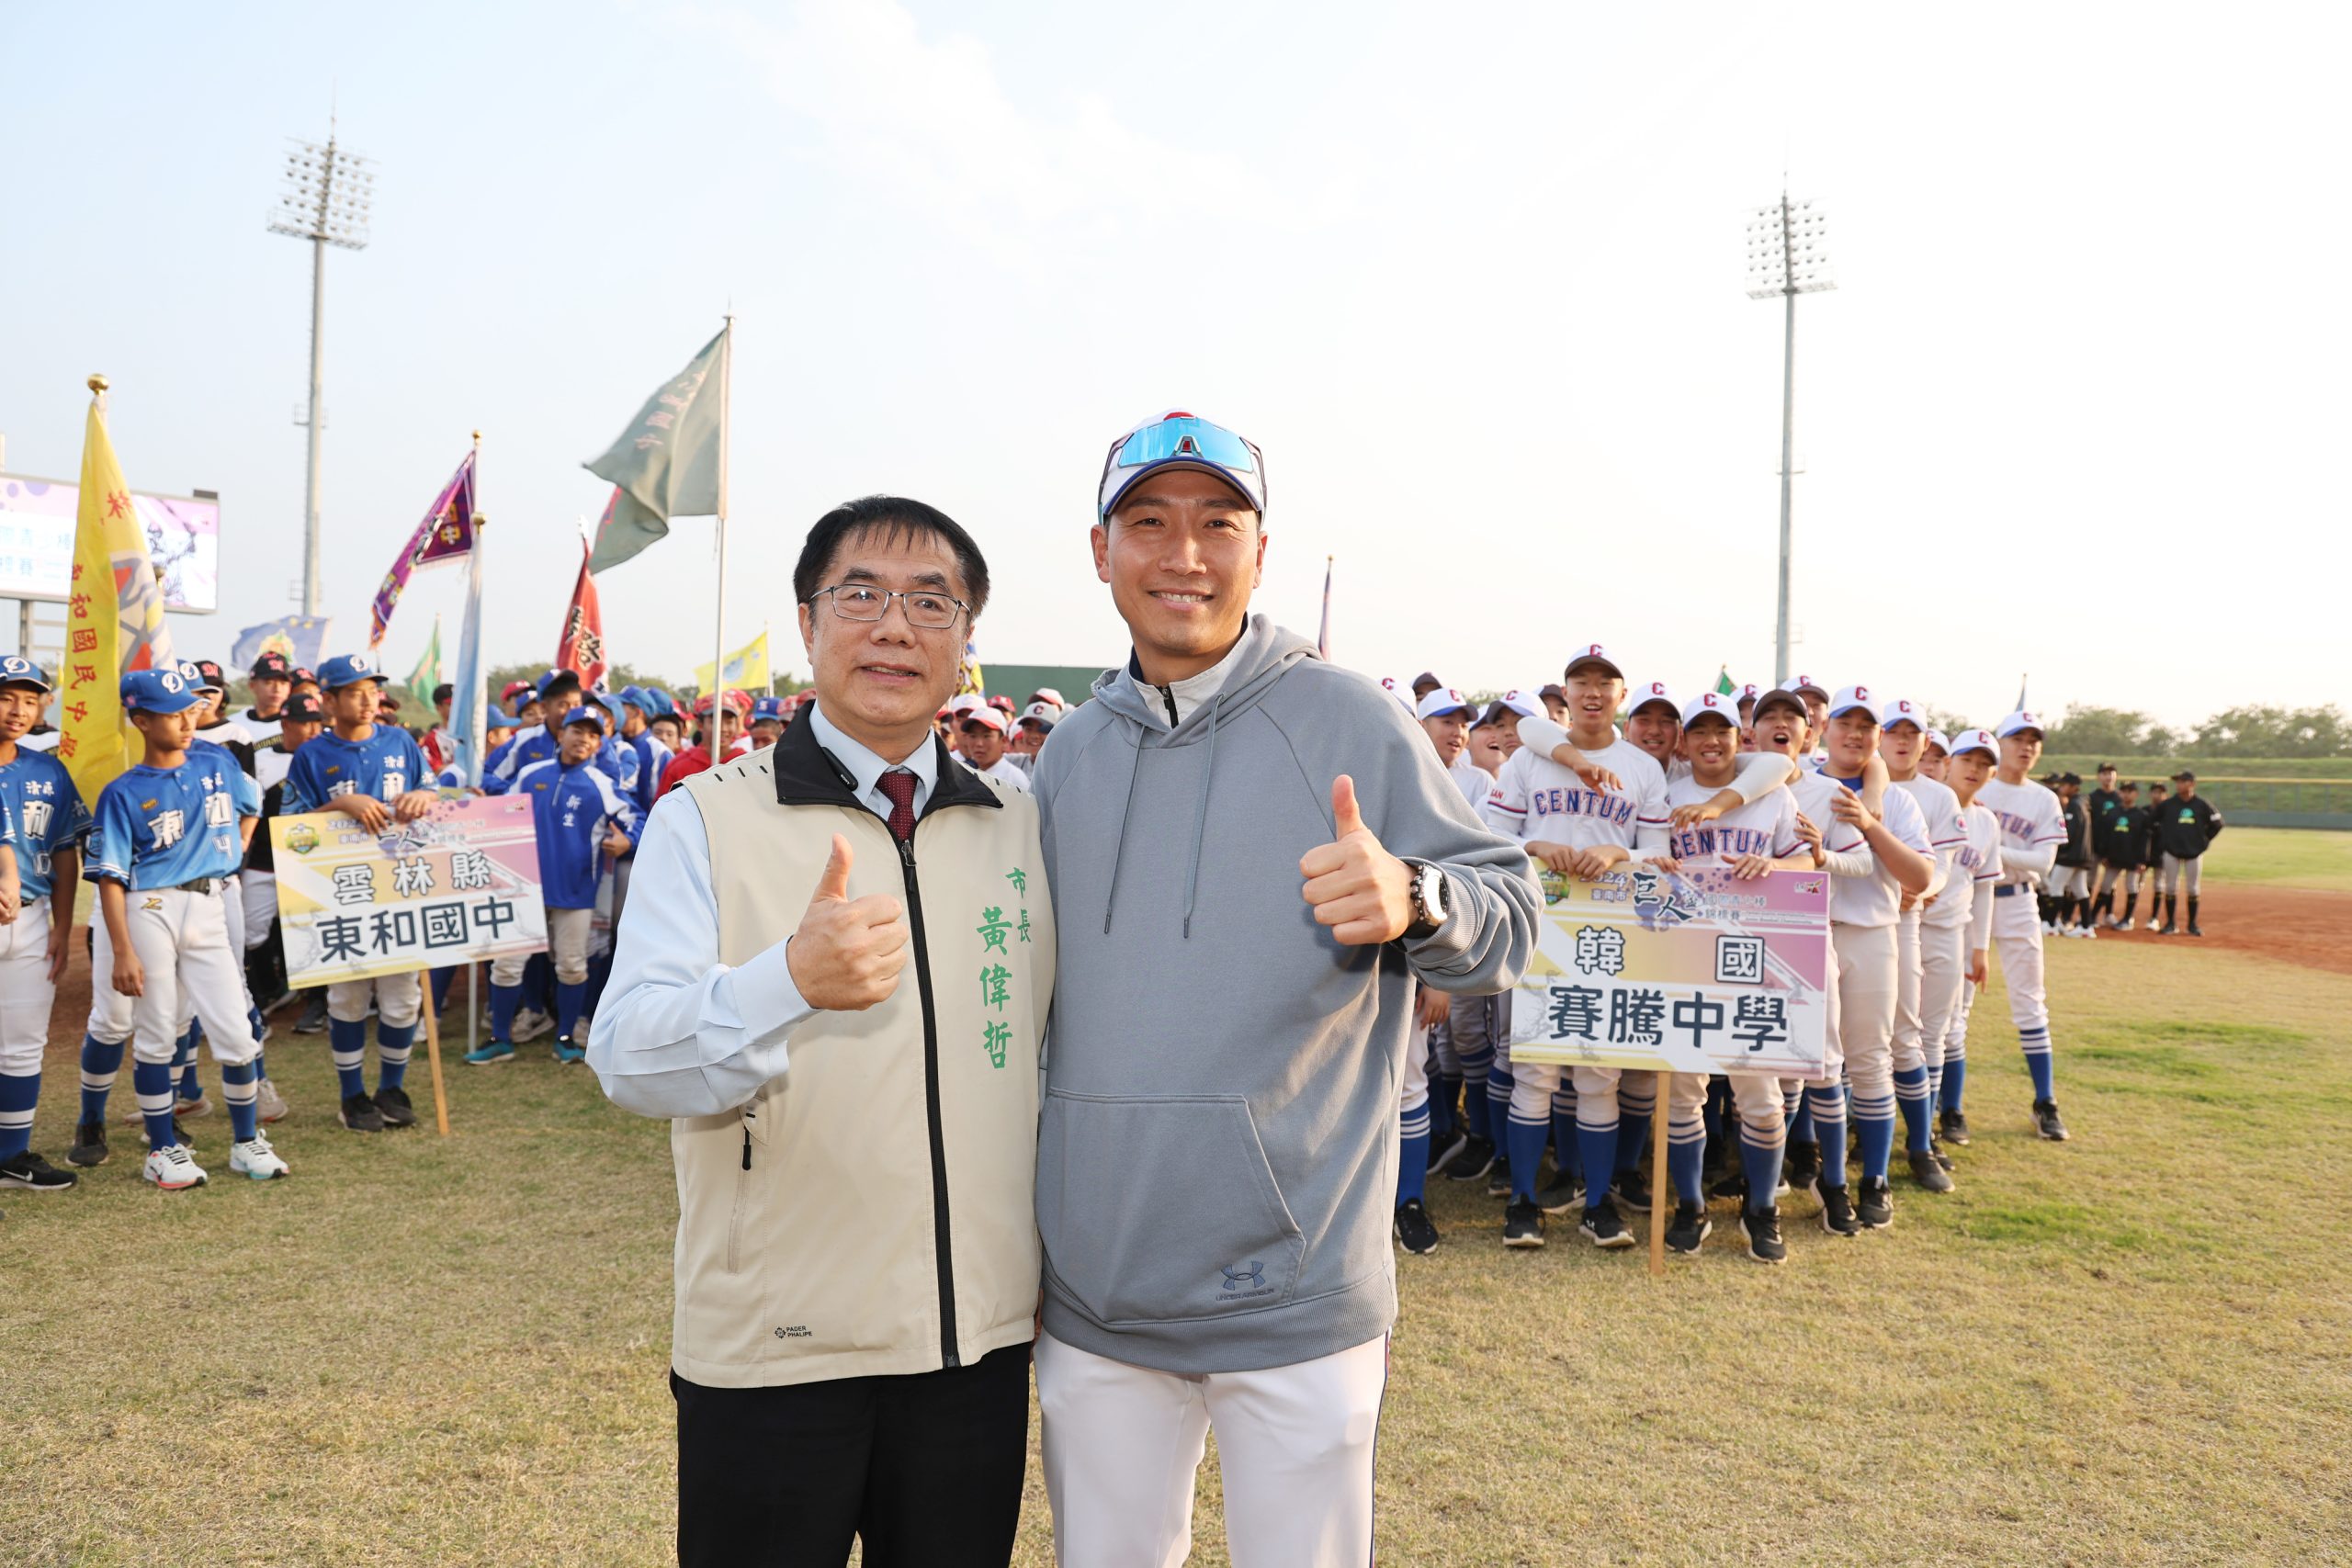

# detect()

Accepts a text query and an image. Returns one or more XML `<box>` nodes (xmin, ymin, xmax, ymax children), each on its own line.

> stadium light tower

<box><xmin>1746</xmin><ymin>194</ymin><xmax>1834</xmax><ymax>686</ymax></box>
<box><xmin>268</xmin><ymin>125</ymin><xmax>374</xmax><ymax>616</ymax></box>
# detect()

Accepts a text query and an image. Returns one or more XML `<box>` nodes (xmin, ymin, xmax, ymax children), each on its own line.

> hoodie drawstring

<box><xmin>1180</xmin><ymin>695</ymin><xmax>1222</xmax><ymax>939</ymax></box>
<box><xmin>1100</xmin><ymin>728</ymin><xmax>1148</xmax><ymax>934</ymax></box>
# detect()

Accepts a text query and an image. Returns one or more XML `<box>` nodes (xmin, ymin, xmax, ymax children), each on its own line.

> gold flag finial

<box><xmin>87</xmin><ymin>373</ymin><xmax>109</xmax><ymax>393</ymax></box>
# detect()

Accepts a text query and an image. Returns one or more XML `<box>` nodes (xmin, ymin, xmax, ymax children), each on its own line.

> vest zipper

<box><xmin>895</xmin><ymin>830</ymin><xmax>961</xmax><ymax>1369</ymax></box>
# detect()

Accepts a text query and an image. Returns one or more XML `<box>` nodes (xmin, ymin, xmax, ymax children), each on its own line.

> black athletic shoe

<box><xmin>1485</xmin><ymin>1157</ymin><xmax>1513</xmax><ymax>1200</ymax></box>
<box><xmin>1708</xmin><ymin>1170</ymin><xmax>1748</xmax><ymax>1205</ymax></box>
<box><xmin>2033</xmin><ymin>1099</ymin><xmax>2070</xmax><ymax>1142</ymax></box>
<box><xmin>1612</xmin><ymin>1164</ymin><xmax>1654</xmax><ymax>1213</ymax></box>
<box><xmin>1905</xmin><ymin>1147</ymin><xmax>1955</xmax><ymax>1193</ymax></box>
<box><xmin>67</xmin><ymin>1120</ymin><xmax>110</xmax><ymax>1168</ymax></box>
<box><xmin>338</xmin><ymin>1093</ymin><xmax>386</xmax><ymax>1133</ymax></box>
<box><xmin>1440</xmin><ymin>1134</ymin><xmax>1496</xmax><ymax>1183</ymax></box>
<box><xmin>2187</xmin><ymin>897</ymin><xmax>2202</xmax><ymax>937</ymax></box>
<box><xmin>1394</xmin><ymin>1198</ymin><xmax>1440</xmax><ymax>1255</ymax></box>
<box><xmin>1784</xmin><ymin>1138</ymin><xmax>1821</xmax><ymax>1190</ymax></box>
<box><xmin>0</xmin><ymin>1150</ymin><xmax>78</xmax><ymax>1190</ymax></box>
<box><xmin>1428</xmin><ymin>1126</ymin><xmax>1469</xmax><ymax>1173</ymax></box>
<box><xmin>1815</xmin><ymin>1180</ymin><xmax>1860</xmax><ymax>1237</ymax></box>
<box><xmin>1938</xmin><ymin>1110</ymin><xmax>1970</xmax><ymax>1146</ymax></box>
<box><xmin>1579</xmin><ymin>1196</ymin><xmax>1636</xmax><ymax>1249</ymax></box>
<box><xmin>294</xmin><ymin>993</ymin><xmax>331</xmax><ymax>1034</ymax></box>
<box><xmin>1664</xmin><ymin>1201</ymin><xmax>1711</xmax><ymax>1257</ymax></box>
<box><xmin>373</xmin><ymin>1085</ymin><xmax>417</xmax><ymax>1129</ymax></box>
<box><xmin>1502</xmin><ymin>1199</ymin><xmax>1545</xmax><ymax>1248</ymax></box>
<box><xmin>1741</xmin><ymin>1206</ymin><xmax>1787</xmax><ymax>1264</ymax></box>
<box><xmin>1533</xmin><ymin>1173</ymin><xmax>1583</xmax><ymax>1215</ymax></box>
<box><xmin>1855</xmin><ymin>1176</ymin><xmax>1894</xmax><ymax>1229</ymax></box>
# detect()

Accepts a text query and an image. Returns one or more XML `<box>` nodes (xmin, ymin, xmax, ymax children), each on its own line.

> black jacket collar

<box><xmin>769</xmin><ymin>702</ymin><xmax>1001</xmax><ymax>818</ymax></box>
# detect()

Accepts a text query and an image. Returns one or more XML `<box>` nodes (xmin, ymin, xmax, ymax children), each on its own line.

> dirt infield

<box><xmin>2095</xmin><ymin>883</ymin><xmax>2352</xmax><ymax>975</ymax></box>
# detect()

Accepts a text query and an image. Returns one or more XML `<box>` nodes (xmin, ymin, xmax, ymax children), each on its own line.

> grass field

<box><xmin>2198</xmin><ymin>825</ymin><xmax>2352</xmax><ymax>893</ymax></box>
<box><xmin>8</xmin><ymin>886</ymin><xmax>2352</xmax><ymax>1562</ymax></box>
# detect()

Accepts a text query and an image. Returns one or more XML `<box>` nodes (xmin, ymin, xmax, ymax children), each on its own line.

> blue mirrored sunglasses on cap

<box><xmin>1098</xmin><ymin>412</ymin><xmax>1266</xmax><ymax>519</ymax></box>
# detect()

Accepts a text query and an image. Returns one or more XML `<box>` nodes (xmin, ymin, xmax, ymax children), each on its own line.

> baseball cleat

<box><xmin>551</xmin><ymin>1036</ymin><xmax>586</xmax><ymax>1066</ymax></box>
<box><xmin>1428</xmin><ymin>1126</ymin><xmax>1469</xmax><ymax>1173</ymax></box>
<box><xmin>0</xmin><ymin>1151</ymin><xmax>79</xmax><ymax>1191</ymax></box>
<box><xmin>67</xmin><ymin>1121</ymin><xmax>111</xmax><ymax>1168</ymax></box>
<box><xmin>1740</xmin><ymin>1205</ymin><xmax>1787</xmax><ymax>1264</ymax></box>
<box><xmin>1485</xmin><ymin>1157</ymin><xmax>1513</xmax><ymax>1200</ymax></box>
<box><xmin>511</xmin><ymin>1008</ymin><xmax>552</xmax><ymax>1043</ymax></box>
<box><xmin>1783</xmin><ymin>1138</ymin><xmax>1821</xmax><ymax>1191</ymax></box>
<box><xmin>293</xmin><ymin>994</ymin><xmax>330</xmax><ymax>1034</ymax></box>
<box><xmin>1612</xmin><ymin>1164</ymin><xmax>1654</xmax><ymax>1213</ymax></box>
<box><xmin>142</xmin><ymin>1145</ymin><xmax>208</xmax><ymax>1190</ymax></box>
<box><xmin>229</xmin><ymin>1134</ymin><xmax>290</xmax><ymax>1181</ymax></box>
<box><xmin>1906</xmin><ymin>1148</ymin><xmax>1955</xmax><ymax>1193</ymax></box>
<box><xmin>372</xmin><ymin>1086</ymin><xmax>417</xmax><ymax>1128</ymax></box>
<box><xmin>1439</xmin><ymin>1134</ymin><xmax>1495</xmax><ymax>1183</ymax></box>
<box><xmin>1855</xmin><ymin>1177</ymin><xmax>1895</xmax><ymax>1229</ymax></box>
<box><xmin>1938</xmin><ymin>1109</ymin><xmax>1971</xmax><ymax>1146</ymax></box>
<box><xmin>1814</xmin><ymin>1180</ymin><xmax>1860</xmax><ymax>1237</ymax></box>
<box><xmin>1501</xmin><ymin>1199</ymin><xmax>1545</xmax><ymax>1248</ymax></box>
<box><xmin>337</xmin><ymin>1093</ymin><xmax>386</xmax><ymax>1133</ymax></box>
<box><xmin>255</xmin><ymin>1077</ymin><xmax>290</xmax><ymax>1124</ymax></box>
<box><xmin>1579</xmin><ymin>1196</ymin><xmax>1636</xmax><ymax>1249</ymax></box>
<box><xmin>1394</xmin><ymin>1198</ymin><xmax>1440</xmax><ymax>1255</ymax></box>
<box><xmin>1664</xmin><ymin>1202</ymin><xmax>1711</xmax><ymax>1256</ymax></box>
<box><xmin>2033</xmin><ymin>1100</ymin><xmax>2070</xmax><ymax>1142</ymax></box>
<box><xmin>464</xmin><ymin>1039</ymin><xmax>516</xmax><ymax>1066</ymax></box>
<box><xmin>1533</xmin><ymin>1173</ymin><xmax>1584</xmax><ymax>1215</ymax></box>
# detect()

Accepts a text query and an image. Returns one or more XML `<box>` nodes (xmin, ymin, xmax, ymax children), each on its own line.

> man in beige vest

<box><xmin>589</xmin><ymin>496</ymin><xmax>1054</xmax><ymax>1568</ymax></box>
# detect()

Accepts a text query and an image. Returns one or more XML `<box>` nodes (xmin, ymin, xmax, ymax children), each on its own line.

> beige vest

<box><xmin>669</xmin><ymin>751</ymin><xmax>1054</xmax><ymax>1387</ymax></box>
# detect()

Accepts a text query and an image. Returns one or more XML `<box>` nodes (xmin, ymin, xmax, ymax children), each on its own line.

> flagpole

<box><xmin>467</xmin><ymin>431</ymin><xmax>484</xmax><ymax>1063</ymax></box>
<box><xmin>712</xmin><ymin>314</ymin><xmax>732</xmax><ymax>707</ymax></box>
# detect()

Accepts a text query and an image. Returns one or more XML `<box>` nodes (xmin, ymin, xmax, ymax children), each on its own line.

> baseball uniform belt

<box><xmin>1994</xmin><ymin>884</ymin><xmax>2023</xmax><ymax>898</ymax></box>
<box><xmin>171</xmin><ymin>878</ymin><xmax>219</xmax><ymax>896</ymax></box>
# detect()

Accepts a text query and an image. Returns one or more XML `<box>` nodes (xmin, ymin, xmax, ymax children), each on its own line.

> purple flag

<box><xmin>370</xmin><ymin>451</ymin><xmax>478</xmax><ymax>649</ymax></box>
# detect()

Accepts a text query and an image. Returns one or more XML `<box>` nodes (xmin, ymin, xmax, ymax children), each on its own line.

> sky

<box><xmin>4</xmin><ymin>1</ymin><xmax>2346</xmax><ymax>728</ymax></box>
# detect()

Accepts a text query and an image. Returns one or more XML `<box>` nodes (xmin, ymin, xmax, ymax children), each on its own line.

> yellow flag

<box><xmin>62</xmin><ymin>381</ymin><xmax>175</xmax><ymax>808</ymax></box>
<box><xmin>694</xmin><ymin>628</ymin><xmax>769</xmax><ymax>694</ymax></box>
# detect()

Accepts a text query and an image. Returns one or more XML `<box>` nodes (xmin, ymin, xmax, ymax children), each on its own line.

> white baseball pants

<box><xmin>490</xmin><ymin>906</ymin><xmax>592</xmax><ymax>987</ymax></box>
<box><xmin>0</xmin><ymin>897</ymin><xmax>55</xmax><ymax>1075</ymax></box>
<box><xmin>1987</xmin><ymin>890</ymin><xmax>2050</xmax><ymax>1038</ymax></box>
<box><xmin>1834</xmin><ymin>922</ymin><xmax>1898</xmax><ymax>1104</ymax></box>
<box><xmin>1397</xmin><ymin>1018</ymin><xmax>1428</xmax><ymax>1118</ymax></box>
<box><xmin>116</xmin><ymin>886</ymin><xmax>257</xmax><ymax>1067</ymax></box>
<box><xmin>1890</xmin><ymin>908</ymin><xmax>1926</xmax><ymax>1075</ymax></box>
<box><xmin>327</xmin><ymin>971</ymin><xmax>423</xmax><ymax>1028</ymax></box>
<box><xmin>1036</xmin><ymin>1330</ymin><xmax>1386</xmax><ymax>1568</ymax></box>
<box><xmin>1916</xmin><ymin>918</ymin><xmax>1969</xmax><ymax>1078</ymax></box>
<box><xmin>241</xmin><ymin>868</ymin><xmax>277</xmax><ymax>950</ymax></box>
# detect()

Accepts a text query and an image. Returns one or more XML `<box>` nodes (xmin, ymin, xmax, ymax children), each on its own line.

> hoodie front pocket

<box><xmin>1037</xmin><ymin>1091</ymin><xmax>1305</xmax><ymax>1325</ymax></box>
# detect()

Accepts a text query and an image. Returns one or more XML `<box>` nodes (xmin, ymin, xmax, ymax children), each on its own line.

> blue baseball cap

<box><xmin>617</xmin><ymin>684</ymin><xmax>658</xmax><ymax>716</ymax></box>
<box><xmin>750</xmin><ymin>695</ymin><xmax>787</xmax><ymax>723</ymax></box>
<box><xmin>0</xmin><ymin>656</ymin><xmax>51</xmax><ymax>693</ymax></box>
<box><xmin>318</xmin><ymin>654</ymin><xmax>379</xmax><ymax>692</ymax></box>
<box><xmin>560</xmin><ymin>705</ymin><xmax>608</xmax><ymax>733</ymax></box>
<box><xmin>537</xmin><ymin>668</ymin><xmax>582</xmax><ymax>698</ymax></box>
<box><xmin>1098</xmin><ymin>409</ymin><xmax>1267</xmax><ymax>520</ymax></box>
<box><xmin>122</xmin><ymin>667</ymin><xmax>202</xmax><ymax>715</ymax></box>
<box><xmin>647</xmin><ymin>687</ymin><xmax>678</xmax><ymax>718</ymax></box>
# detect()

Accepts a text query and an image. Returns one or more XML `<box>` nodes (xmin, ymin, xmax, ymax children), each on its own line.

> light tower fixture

<box><xmin>1746</xmin><ymin>195</ymin><xmax>1835</xmax><ymax>686</ymax></box>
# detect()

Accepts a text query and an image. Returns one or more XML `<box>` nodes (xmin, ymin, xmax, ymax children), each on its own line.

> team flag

<box><xmin>62</xmin><ymin>379</ymin><xmax>175</xmax><ymax>807</ymax></box>
<box><xmin>2015</xmin><ymin>675</ymin><xmax>2030</xmax><ymax>711</ymax></box>
<box><xmin>369</xmin><ymin>450</ymin><xmax>478</xmax><ymax>648</ymax></box>
<box><xmin>230</xmin><ymin>615</ymin><xmax>332</xmax><ymax>673</ymax></box>
<box><xmin>956</xmin><ymin>637</ymin><xmax>985</xmax><ymax>699</ymax></box>
<box><xmin>447</xmin><ymin>515</ymin><xmax>491</xmax><ymax>787</ymax></box>
<box><xmin>583</xmin><ymin>325</ymin><xmax>729</xmax><ymax>571</ymax></box>
<box><xmin>693</xmin><ymin>628</ymin><xmax>769</xmax><ymax>694</ymax></box>
<box><xmin>1317</xmin><ymin>555</ymin><xmax>1334</xmax><ymax>659</ymax></box>
<box><xmin>405</xmin><ymin>615</ymin><xmax>445</xmax><ymax>703</ymax></box>
<box><xmin>1714</xmin><ymin>667</ymin><xmax>1736</xmax><ymax>696</ymax></box>
<box><xmin>556</xmin><ymin>539</ymin><xmax>607</xmax><ymax>692</ymax></box>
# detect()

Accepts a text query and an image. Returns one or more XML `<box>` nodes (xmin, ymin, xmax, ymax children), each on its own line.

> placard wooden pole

<box><xmin>1648</xmin><ymin>1071</ymin><xmax>1671</xmax><ymax>1277</ymax></box>
<box><xmin>419</xmin><ymin>970</ymin><xmax>451</xmax><ymax>1137</ymax></box>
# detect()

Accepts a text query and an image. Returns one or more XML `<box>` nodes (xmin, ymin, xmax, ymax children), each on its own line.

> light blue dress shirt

<box><xmin>584</xmin><ymin>702</ymin><xmax>935</xmax><ymax>1118</ymax></box>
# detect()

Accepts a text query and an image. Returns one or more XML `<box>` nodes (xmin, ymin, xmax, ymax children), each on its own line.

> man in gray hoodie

<box><xmin>1032</xmin><ymin>411</ymin><xmax>1537</xmax><ymax>1567</ymax></box>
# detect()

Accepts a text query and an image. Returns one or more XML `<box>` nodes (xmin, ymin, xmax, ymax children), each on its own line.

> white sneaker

<box><xmin>2078</xmin><ymin>926</ymin><xmax>2098</xmax><ymax>941</ymax></box>
<box><xmin>512</xmin><ymin>1008</ymin><xmax>552</xmax><ymax>1043</ymax></box>
<box><xmin>142</xmin><ymin>1145</ymin><xmax>209</xmax><ymax>1190</ymax></box>
<box><xmin>255</xmin><ymin>1077</ymin><xmax>291</xmax><ymax>1123</ymax></box>
<box><xmin>230</xmin><ymin>1134</ymin><xmax>290</xmax><ymax>1180</ymax></box>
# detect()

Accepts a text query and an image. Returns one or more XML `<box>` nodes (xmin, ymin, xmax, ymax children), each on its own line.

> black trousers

<box><xmin>673</xmin><ymin>1343</ymin><xmax>1030</xmax><ymax>1568</ymax></box>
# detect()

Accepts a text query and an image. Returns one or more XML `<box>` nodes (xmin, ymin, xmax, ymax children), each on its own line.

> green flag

<box><xmin>583</xmin><ymin>324</ymin><xmax>729</xmax><ymax>571</ymax></box>
<box><xmin>1713</xmin><ymin>666</ymin><xmax>1736</xmax><ymax>695</ymax></box>
<box><xmin>406</xmin><ymin>615</ymin><xmax>444</xmax><ymax>702</ymax></box>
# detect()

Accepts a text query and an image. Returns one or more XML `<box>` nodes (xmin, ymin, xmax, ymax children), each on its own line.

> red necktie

<box><xmin>878</xmin><ymin>770</ymin><xmax>917</xmax><ymax>843</ymax></box>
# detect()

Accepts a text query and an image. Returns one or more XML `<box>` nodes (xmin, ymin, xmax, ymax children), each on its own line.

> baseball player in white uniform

<box><xmin>1969</xmin><ymin>711</ymin><xmax>2072</xmax><ymax>1142</ymax></box>
<box><xmin>1927</xmin><ymin>729</ymin><xmax>2002</xmax><ymax>1150</ymax></box>
<box><xmin>1880</xmin><ymin>697</ymin><xmax>1969</xmax><ymax>1192</ymax></box>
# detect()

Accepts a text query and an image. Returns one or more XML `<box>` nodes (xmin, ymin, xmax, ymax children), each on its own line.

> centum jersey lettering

<box><xmin>285</xmin><ymin>724</ymin><xmax>432</xmax><ymax>816</ymax></box>
<box><xmin>0</xmin><ymin>748</ymin><xmax>91</xmax><ymax>901</ymax></box>
<box><xmin>1973</xmin><ymin>776</ymin><xmax>2066</xmax><ymax>885</ymax></box>
<box><xmin>1664</xmin><ymin>773</ymin><xmax>1801</xmax><ymax>863</ymax></box>
<box><xmin>1483</xmin><ymin>733</ymin><xmax>1668</xmax><ymax>852</ymax></box>
<box><xmin>86</xmin><ymin>761</ymin><xmax>246</xmax><ymax>889</ymax></box>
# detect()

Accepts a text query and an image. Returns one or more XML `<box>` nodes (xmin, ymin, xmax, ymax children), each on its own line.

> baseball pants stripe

<box><xmin>1036</xmin><ymin>1331</ymin><xmax>1386</xmax><ymax>1568</ymax></box>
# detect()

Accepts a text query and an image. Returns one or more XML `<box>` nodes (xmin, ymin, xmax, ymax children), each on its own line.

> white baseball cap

<box><xmin>1949</xmin><ymin>728</ymin><xmax>1998</xmax><ymax>759</ymax></box>
<box><xmin>948</xmin><ymin>693</ymin><xmax>984</xmax><ymax>716</ymax></box>
<box><xmin>1996</xmin><ymin>709</ymin><xmax>2045</xmax><ymax>739</ymax></box>
<box><xmin>1924</xmin><ymin>728</ymin><xmax>1952</xmax><ymax>755</ymax></box>
<box><xmin>1416</xmin><ymin>687</ymin><xmax>1476</xmax><ymax>721</ymax></box>
<box><xmin>1029</xmin><ymin>688</ymin><xmax>1067</xmax><ymax>709</ymax></box>
<box><xmin>1787</xmin><ymin>673</ymin><xmax>1830</xmax><ymax>701</ymax></box>
<box><xmin>1624</xmin><ymin>679</ymin><xmax>1678</xmax><ymax>718</ymax></box>
<box><xmin>1881</xmin><ymin>696</ymin><xmax>1927</xmax><ymax>732</ymax></box>
<box><xmin>1376</xmin><ymin>674</ymin><xmax>1415</xmax><ymax>715</ymax></box>
<box><xmin>1493</xmin><ymin>689</ymin><xmax>1544</xmax><ymax>719</ymax></box>
<box><xmin>1736</xmin><ymin>682</ymin><xmax>1760</xmax><ymax>704</ymax></box>
<box><xmin>1562</xmin><ymin>642</ymin><xmax>1622</xmax><ymax>679</ymax></box>
<box><xmin>1017</xmin><ymin>702</ymin><xmax>1058</xmax><ymax>730</ymax></box>
<box><xmin>958</xmin><ymin>705</ymin><xmax>1008</xmax><ymax>735</ymax></box>
<box><xmin>1679</xmin><ymin>690</ymin><xmax>1738</xmax><ymax>727</ymax></box>
<box><xmin>1826</xmin><ymin>683</ymin><xmax>1881</xmax><ymax>723</ymax></box>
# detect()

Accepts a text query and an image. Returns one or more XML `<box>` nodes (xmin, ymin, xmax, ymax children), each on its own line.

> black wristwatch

<box><xmin>1401</xmin><ymin>859</ymin><xmax>1450</xmax><ymax>941</ymax></box>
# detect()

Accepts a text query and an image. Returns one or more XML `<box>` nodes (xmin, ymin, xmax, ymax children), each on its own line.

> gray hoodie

<box><xmin>1033</xmin><ymin>616</ymin><xmax>1536</xmax><ymax>1373</ymax></box>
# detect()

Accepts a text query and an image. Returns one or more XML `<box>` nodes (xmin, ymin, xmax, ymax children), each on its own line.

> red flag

<box><xmin>557</xmin><ymin>541</ymin><xmax>606</xmax><ymax>691</ymax></box>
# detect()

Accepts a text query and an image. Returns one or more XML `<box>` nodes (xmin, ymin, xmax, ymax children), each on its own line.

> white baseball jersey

<box><xmin>1973</xmin><ymin>776</ymin><xmax>2066</xmax><ymax>887</ymax></box>
<box><xmin>1894</xmin><ymin>774</ymin><xmax>1968</xmax><ymax>898</ymax></box>
<box><xmin>1815</xmin><ymin>768</ymin><xmax>1930</xmax><ymax>927</ymax></box>
<box><xmin>1664</xmin><ymin>773</ymin><xmax>1804</xmax><ymax>863</ymax></box>
<box><xmin>1447</xmin><ymin>753</ymin><xmax>1489</xmax><ymax>809</ymax></box>
<box><xmin>978</xmin><ymin>756</ymin><xmax>1033</xmax><ymax>794</ymax></box>
<box><xmin>1925</xmin><ymin>801</ymin><xmax>2002</xmax><ymax>934</ymax></box>
<box><xmin>1483</xmin><ymin>732</ymin><xmax>1668</xmax><ymax>852</ymax></box>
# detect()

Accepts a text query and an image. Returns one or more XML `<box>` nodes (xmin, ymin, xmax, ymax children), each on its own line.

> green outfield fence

<box><xmin>2143</xmin><ymin>777</ymin><xmax>2352</xmax><ymax>830</ymax></box>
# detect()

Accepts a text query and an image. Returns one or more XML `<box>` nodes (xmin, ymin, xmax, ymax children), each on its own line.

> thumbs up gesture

<box><xmin>1299</xmin><ymin>775</ymin><xmax>1416</xmax><ymax>945</ymax></box>
<box><xmin>786</xmin><ymin>834</ymin><xmax>910</xmax><ymax>1011</ymax></box>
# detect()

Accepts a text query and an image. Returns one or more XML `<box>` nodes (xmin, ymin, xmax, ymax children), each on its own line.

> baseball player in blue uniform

<box><xmin>82</xmin><ymin>668</ymin><xmax>285</xmax><ymax>1188</ymax></box>
<box><xmin>466</xmin><ymin>705</ymin><xmax>639</xmax><ymax>1066</ymax></box>
<box><xmin>283</xmin><ymin>654</ymin><xmax>438</xmax><ymax>1133</ymax></box>
<box><xmin>484</xmin><ymin>671</ymin><xmax>625</xmax><ymax>795</ymax></box>
<box><xmin>0</xmin><ymin>657</ymin><xmax>83</xmax><ymax>1192</ymax></box>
